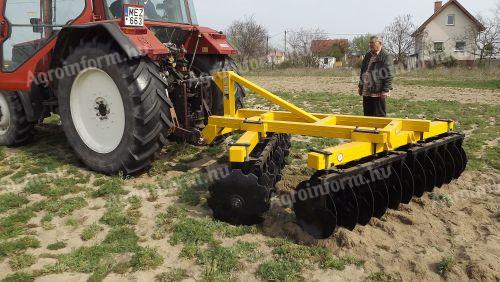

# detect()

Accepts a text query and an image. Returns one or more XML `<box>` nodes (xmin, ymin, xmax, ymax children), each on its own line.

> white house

<box><xmin>267</xmin><ymin>50</ymin><xmax>285</xmax><ymax>65</ymax></box>
<box><xmin>411</xmin><ymin>0</ymin><xmax>485</xmax><ymax>65</ymax></box>
<box><xmin>310</xmin><ymin>39</ymin><xmax>348</xmax><ymax>69</ymax></box>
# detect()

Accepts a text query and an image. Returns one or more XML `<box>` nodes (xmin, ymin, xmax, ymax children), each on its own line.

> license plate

<box><xmin>123</xmin><ymin>5</ymin><xmax>144</xmax><ymax>27</ymax></box>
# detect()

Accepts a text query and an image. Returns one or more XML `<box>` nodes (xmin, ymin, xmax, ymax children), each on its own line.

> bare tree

<box><xmin>466</xmin><ymin>7</ymin><xmax>500</xmax><ymax>63</ymax></box>
<box><xmin>287</xmin><ymin>28</ymin><xmax>327</xmax><ymax>67</ymax></box>
<box><xmin>383</xmin><ymin>14</ymin><xmax>416</xmax><ymax>64</ymax></box>
<box><xmin>226</xmin><ymin>15</ymin><xmax>268</xmax><ymax>64</ymax></box>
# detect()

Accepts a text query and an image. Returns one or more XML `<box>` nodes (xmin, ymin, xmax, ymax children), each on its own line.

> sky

<box><xmin>194</xmin><ymin>0</ymin><xmax>499</xmax><ymax>48</ymax></box>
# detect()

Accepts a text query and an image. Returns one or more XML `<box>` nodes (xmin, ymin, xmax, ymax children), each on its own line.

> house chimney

<box><xmin>434</xmin><ymin>1</ymin><xmax>443</xmax><ymax>13</ymax></box>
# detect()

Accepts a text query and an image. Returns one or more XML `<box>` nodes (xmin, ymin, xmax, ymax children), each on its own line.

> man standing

<box><xmin>358</xmin><ymin>36</ymin><xmax>394</xmax><ymax>117</ymax></box>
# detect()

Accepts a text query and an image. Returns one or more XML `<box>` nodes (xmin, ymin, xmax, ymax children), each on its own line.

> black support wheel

<box><xmin>0</xmin><ymin>91</ymin><xmax>34</xmax><ymax>146</ymax></box>
<box><xmin>56</xmin><ymin>41</ymin><xmax>173</xmax><ymax>175</ymax></box>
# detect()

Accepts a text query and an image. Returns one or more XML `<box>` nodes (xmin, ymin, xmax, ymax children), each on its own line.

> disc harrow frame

<box><xmin>203</xmin><ymin>71</ymin><xmax>468</xmax><ymax>238</ymax></box>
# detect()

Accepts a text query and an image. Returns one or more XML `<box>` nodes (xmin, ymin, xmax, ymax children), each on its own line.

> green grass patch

<box><xmin>47</xmin><ymin>241</ymin><xmax>67</xmax><ymax>251</ymax></box>
<box><xmin>9</xmin><ymin>253</ymin><xmax>37</xmax><ymax>270</ymax></box>
<box><xmin>100</xmin><ymin>196</ymin><xmax>140</xmax><ymax>227</ymax></box>
<box><xmin>0</xmin><ymin>193</ymin><xmax>29</xmax><ymax>213</ymax></box>
<box><xmin>437</xmin><ymin>256</ymin><xmax>456</xmax><ymax>276</ymax></box>
<box><xmin>2</xmin><ymin>271</ymin><xmax>34</xmax><ymax>282</ymax></box>
<box><xmin>364</xmin><ymin>271</ymin><xmax>398</xmax><ymax>282</ymax></box>
<box><xmin>0</xmin><ymin>169</ymin><xmax>14</xmax><ymax>179</ymax></box>
<box><xmin>130</xmin><ymin>246</ymin><xmax>164</xmax><ymax>270</ymax></box>
<box><xmin>321</xmin><ymin>255</ymin><xmax>364</xmax><ymax>270</ymax></box>
<box><xmin>39</xmin><ymin>226</ymin><xmax>155</xmax><ymax>280</ymax></box>
<box><xmin>0</xmin><ymin>208</ymin><xmax>36</xmax><ymax>240</ymax></box>
<box><xmin>81</xmin><ymin>223</ymin><xmax>104</xmax><ymax>241</ymax></box>
<box><xmin>65</xmin><ymin>218</ymin><xmax>79</xmax><ymax>227</ymax></box>
<box><xmin>10</xmin><ymin>171</ymin><xmax>28</xmax><ymax>183</ymax></box>
<box><xmin>268</xmin><ymin>238</ymin><xmax>329</xmax><ymax>266</ymax></box>
<box><xmin>92</xmin><ymin>177</ymin><xmax>127</xmax><ymax>198</ymax></box>
<box><xmin>257</xmin><ymin>259</ymin><xmax>304</xmax><ymax>282</ymax></box>
<box><xmin>197</xmin><ymin>241</ymin><xmax>257</xmax><ymax>281</ymax></box>
<box><xmin>179</xmin><ymin>243</ymin><xmax>198</xmax><ymax>259</ymax></box>
<box><xmin>429</xmin><ymin>193</ymin><xmax>453</xmax><ymax>207</ymax></box>
<box><xmin>41</xmin><ymin>197</ymin><xmax>87</xmax><ymax>217</ymax></box>
<box><xmin>0</xmin><ymin>237</ymin><xmax>40</xmax><ymax>258</ymax></box>
<box><xmin>24</xmin><ymin>177</ymin><xmax>87</xmax><ymax>198</ymax></box>
<box><xmin>484</xmin><ymin>146</ymin><xmax>500</xmax><ymax>171</ymax></box>
<box><xmin>155</xmin><ymin>268</ymin><xmax>189</xmax><ymax>282</ymax></box>
<box><xmin>169</xmin><ymin>217</ymin><xmax>253</xmax><ymax>246</ymax></box>
<box><xmin>397</xmin><ymin>79</ymin><xmax>500</xmax><ymax>90</ymax></box>
<box><xmin>127</xmin><ymin>195</ymin><xmax>142</xmax><ymax>210</ymax></box>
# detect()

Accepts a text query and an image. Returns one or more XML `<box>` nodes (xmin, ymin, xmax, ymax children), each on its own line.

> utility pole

<box><xmin>284</xmin><ymin>30</ymin><xmax>287</xmax><ymax>60</ymax></box>
<box><xmin>266</xmin><ymin>36</ymin><xmax>269</xmax><ymax>55</ymax></box>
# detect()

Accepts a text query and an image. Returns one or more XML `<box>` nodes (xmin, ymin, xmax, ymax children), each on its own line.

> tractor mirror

<box><xmin>30</xmin><ymin>18</ymin><xmax>43</xmax><ymax>33</ymax></box>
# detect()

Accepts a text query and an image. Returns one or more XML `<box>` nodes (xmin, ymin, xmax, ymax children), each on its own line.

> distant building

<box><xmin>411</xmin><ymin>0</ymin><xmax>485</xmax><ymax>66</ymax></box>
<box><xmin>267</xmin><ymin>50</ymin><xmax>285</xmax><ymax>65</ymax></box>
<box><xmin>311</xmin><ymin>39</ymin><xmax>349</xmax><ymax>68</ymax></box>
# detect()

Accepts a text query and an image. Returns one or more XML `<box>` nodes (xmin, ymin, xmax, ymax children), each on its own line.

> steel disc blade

<box><xmin>433</xmin><ymin>150</ymin><xmax>447</xmax><ymax>188</ymax></box>
<box><xmin>267</xmin><ymin>160</ymin><xmax>279</xmax><ymax>186</ymax></box>
<box><xmin>423</xmin><ymin>154</ymin><xmax>437</xmax><ymax>192</ymax></box>
<box><xmin>294</xmin><ymin>181</ymin><xmax>338</xmax><ymax>239</ymax></box>
<box><xmin>386</xmin><ymin>165</ymin><xmax>403</xmax><ymax>210</ymax></box>
<box><xmin>450</xmin><ymin>144</ymin><xmax>464</xmax><ymax>179</ymax></box>
<box><xmin>334</xmin><ymin>181</ymin><xmax>359</xmax><ymax>230</ymax></box>
<box><xmin>208</xmin><ymin>169</ymin><xmax>269</xmax><ymax>225</ymax></box>
<box><xmin>273</xmin><ymin>146</ymin><xmax>285</xmax><ymax>168</ymax></box>
<box><xmin>400</xmin><ymin>162</ymin><xmax>415</xmax><ymax>203</ymax></box>
<box><xmin>413</xmin><ymin>158</ymin><xmax>427</xmax><ymax>197</ymax></box>
<box><xmin>371</xmin><ymin>177</ymin><xmax>389</xmax><ymax>219</ymax></box>
<box><xmin>351</xmin><ymin>176</ymin><xmax>374</xmax><ymax>226</ymax></box>
<box><xmin>443</xmin><ymin>148</ymin><xmax>456</xmax><ymax>184</ymax></box>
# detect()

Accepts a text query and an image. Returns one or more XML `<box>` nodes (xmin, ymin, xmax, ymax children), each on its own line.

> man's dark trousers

<box><xmin>363</xmin><ymin>96</ymin><xmax>386</xmax><ymax>117</ymax></box>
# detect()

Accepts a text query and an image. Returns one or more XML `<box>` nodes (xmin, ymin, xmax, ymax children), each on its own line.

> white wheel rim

<box><xmin>70</xmin><ymin>68</ymin><xmax>125</xmax><ymax>154</ymax></box>
<box><xmin>0</xmin><ymin>93</ymin><xmax>11</xmax><ymax>135</ymax></box>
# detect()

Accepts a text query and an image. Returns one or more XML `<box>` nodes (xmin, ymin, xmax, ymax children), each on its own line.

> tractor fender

<box><xmin>51</xmin><ymin>22</ymin><xmax>143</xmax><ymax>69</ymax></box>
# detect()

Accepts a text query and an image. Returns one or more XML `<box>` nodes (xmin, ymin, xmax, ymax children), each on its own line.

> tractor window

<box><xmin>107</xmin><ymin>0</ymin><xmax>198</xmax><ymax>25</ymax></box>
<box><xmin>1</xmin><ymin>0</ymin><xmax>85</xmax><ymax>72</ymax></box>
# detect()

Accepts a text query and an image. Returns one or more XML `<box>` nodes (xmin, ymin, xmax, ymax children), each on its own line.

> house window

<box><xmin>324</xmin><ymin>58</ymin><xmax>329</xmax><ymax>64</ymax></box>
<box><xmin>455</xmin><ymin>41</ymin><xmax>466</xmax><ymax>51</ymax></box>
<box><xmin>434</xmin><ymin>42</ymin><xmax>444</xmax><ymax>52</ymax></box>
<box><xmin>447</xmin><ymin>14</ymin><xmax>455</xmax><ymax>25</ymax></box>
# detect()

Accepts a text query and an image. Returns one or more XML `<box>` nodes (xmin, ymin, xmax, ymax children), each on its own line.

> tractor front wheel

<box><xmin>0</xmin><ymin>91</ymin><xmax>34</xmax><ymax>146</ymax></box>
<box><xmin>56</xmin><ymin>42</ymin><xmax>173</xmax><ymax>174</ymax></box>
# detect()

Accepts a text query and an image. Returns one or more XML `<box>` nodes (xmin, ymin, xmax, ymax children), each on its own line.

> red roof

<box><xmin>311</xmin><ymin>39</ymin><xmax>349</xmax><ymax>56</ymax></box>
<box><xmin>412</xmin><ymin>0</ymin><xmax>485</xmax><ymax>37</ymax></box>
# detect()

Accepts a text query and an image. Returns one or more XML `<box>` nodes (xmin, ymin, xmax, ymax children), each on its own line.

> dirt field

<box><xmin>249</xmin><ymin>76</ymin><xmax>500</xmax><ymax>105</ymax></box>
<box><xmin>0</xmin><ymin>68</ymin><xmax>499</xmax><ymax>282</ymax></box>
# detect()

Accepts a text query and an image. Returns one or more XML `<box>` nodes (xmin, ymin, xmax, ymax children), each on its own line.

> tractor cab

<box><xmin>0</xmin><ymin>0</ymin><xmax>198</xmax><ymax>73</ymax></box>
<box><xmin>0</xmin><ymin>0</ymin><xmax>85</xmax><ymax>72</ymax></box>
<box><xmin>106</xmin><ymin>0</ymin><xmax>198</xmax><ymax>25</ymax></box>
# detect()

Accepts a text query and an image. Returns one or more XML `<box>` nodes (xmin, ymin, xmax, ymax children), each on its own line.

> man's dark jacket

<box><xmin>358</xmin><ymin>49</ymin><xmax>394</xmax><ymax>95</ymax></box>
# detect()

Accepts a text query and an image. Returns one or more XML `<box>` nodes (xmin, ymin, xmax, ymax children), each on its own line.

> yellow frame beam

<box><xmin>203</xmin><ymin>71</ymin><xmax>455</xmax><ymax>170</ymax></box>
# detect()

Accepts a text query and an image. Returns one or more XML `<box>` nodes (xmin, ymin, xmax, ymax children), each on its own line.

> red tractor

<box><xmin>0</xmin><ymin>0</ymin><xmax>244</xmax><ymax>174</ymax></box>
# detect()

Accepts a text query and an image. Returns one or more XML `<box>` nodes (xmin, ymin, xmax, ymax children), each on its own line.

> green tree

<box><xmin>351</xmin><ymin>34</ymin><xmax>373</xmax><ymax>55</ymax></box>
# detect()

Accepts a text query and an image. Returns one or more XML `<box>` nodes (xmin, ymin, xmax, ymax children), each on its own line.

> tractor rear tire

<box><xmin>0</xmin><ymin>91</ymin><xmax>34</xmax><ymax>146</ymax></box>
<box><xmin>191</xmin><ymin>55</ymin><xmax>245</xmax><ymax>115</ymax></box>
<box><xmin>56</xmin><ymin>42</ymin><xmax>173</xmax><ymax>175</ymax></box>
